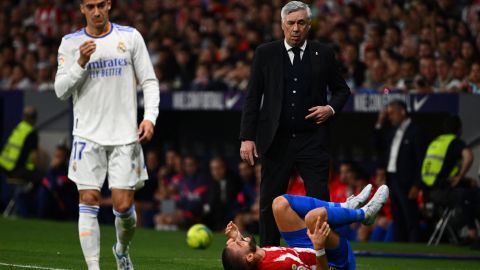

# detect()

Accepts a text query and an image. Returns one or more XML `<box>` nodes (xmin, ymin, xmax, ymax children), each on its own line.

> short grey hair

<box><xmin>281</xmin><ymin>1</ymin><xmax>312</xmax><ymax>22</ymax></box>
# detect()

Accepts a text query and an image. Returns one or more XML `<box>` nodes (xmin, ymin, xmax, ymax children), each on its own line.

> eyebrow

<box><xmin>84</xmin><ymin>1</ymin><xmax>106</xmax><ymax>9</ymax></box>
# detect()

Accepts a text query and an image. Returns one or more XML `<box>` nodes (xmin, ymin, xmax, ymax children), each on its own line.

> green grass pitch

<box><xmin>1</xmin><ymin>217</ymin><xmax>479</xmax><ymax>269</ymax></box>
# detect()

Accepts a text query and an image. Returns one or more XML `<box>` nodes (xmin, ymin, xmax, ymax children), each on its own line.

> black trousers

<box><xmin>259</xmin><ymin>131</ymin><xmax>330</xmax><ymax>246</ymax></box>
<box><xmin>387</xmin><ymin>173</ymin><xmax>420</xmax><ymax>242</ymax></box>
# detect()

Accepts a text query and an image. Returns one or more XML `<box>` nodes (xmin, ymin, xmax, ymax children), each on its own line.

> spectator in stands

<box><xmin>363</xmin><ymin>59</ymin><xmax>386</xmax><ymax>92</ymax></box>
<box><xmin>234</xmin><ymin>163</ymin><xmax>261</xmax><ymax>235</ymax></box>
<box><xmin>434</xmin><ymin>57</ymin><xmax>452</xmax><ymax>92</ymax></box>
<box><xmin>37</xmin><ymin>145</ymin><xmax>77</xmax><ymax>220</ymax></box>
<box><xmin>36</xmin><ymin>62</ymin><xmax>54</xmax><ymax>91</ymax></box>
<box><xmin>341</xmin><ymin>42</ymin><xmax>366</xmax><ymax>90</ymax></box>
<box><xmin>395</xmin><ymin>58</ymin><xmax>417</xmax><ymax>92</ymax></box>
<box><xmin>154</xmin><ymin>155</ymin><xmax>209</xmax><ymax>230</ymax></box>
<box><xmin>206</xmin><ymin>157</ymin><xmax>242</xmax><ymax>230</ymax></box>
<box><xmin>419</xmin><ymin>57</ymin><xmax>437</xmax><ymax>91</ymax></box>
<box><xmin>4</xmin><ymin>64</ymin><xmax>33</xmax><ymax>91</ymax></box>
<box><xmin>135</xmin><ymin>149</ymin><xmax>160</xmax><ymax>228</ymax></box>
<box><xmin>446</xmin><ymin>58</ymin><xmax>469</xmax><ymax>92</ymax></box>
<box><xmin>358</xmin><ymin>167</ymin><xmax>394</xmax><ymax>242</ymax></box>
<box><xmin>374</xmin><ymin>100</ymin><xmax>424</xmax><ymax>242</ymax></box>
<box><xmin>465</xmin><ymin>62</ymin><xmax>480</xmax><ymax>94</ymax></box>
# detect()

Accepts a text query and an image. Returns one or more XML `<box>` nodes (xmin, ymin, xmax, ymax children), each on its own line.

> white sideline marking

<box><xmin>0</xmin><ymin>262</ymin><xmax>70</xmax><ymax>270</ymax></box>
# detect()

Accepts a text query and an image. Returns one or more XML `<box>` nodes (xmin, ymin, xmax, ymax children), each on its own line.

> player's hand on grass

<box><xmin>305</xmin><ymin>106</ymin><xmax>333</xmax><ymax>125</ymax></box>
<box><xmin>225</xmin><ymin>221</ymin><xmax>240</xmax><ymax>240</ymax></box>
<box><xmin>78</xmin><ymin>40</ymin><xmax>96</xmax><ymax>68</ymax></box>
<box><xmin>138</xmin><ymin>120</ymin><xmax>154</xmax><ymax>143</ymax></box>
<box><xmin>307</xmin><ymin>218</ymin><xmax>330</xmax><ymax>250</ymax></box>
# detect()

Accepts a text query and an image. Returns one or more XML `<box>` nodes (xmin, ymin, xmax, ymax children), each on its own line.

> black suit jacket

<box><xmin>239</xmin><ymin>40</ymin><xmax>350</xmax><ymax>154</ymax></box>
<box><xmin>374</xmin><ymin>121</ymin><xmax>425</xmax><ymax>190</ymax></box>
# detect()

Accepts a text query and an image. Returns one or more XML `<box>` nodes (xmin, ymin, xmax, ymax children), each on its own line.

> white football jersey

<box><xmin>55</xmin><ymin>23</ymin><xmax>159</xmax><ymax>145</ymax></box>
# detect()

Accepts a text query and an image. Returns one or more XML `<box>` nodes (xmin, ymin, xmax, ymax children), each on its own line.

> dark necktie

<box><xmin>291</xmin><ymin>47</ymin><xmax>301</xmax><ymax>68</ymax></box>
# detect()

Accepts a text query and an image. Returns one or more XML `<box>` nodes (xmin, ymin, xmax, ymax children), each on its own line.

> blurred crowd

<box><xmin>0</xmin><ymin>0</ymin><xmax>480</xmax><ymax>93</ymax></box>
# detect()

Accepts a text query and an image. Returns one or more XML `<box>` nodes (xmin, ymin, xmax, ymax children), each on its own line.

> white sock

<box><xmin>78</xmin><ymin>204</ymin><xmax>100</xmax><ymax>270</ymax></box>
<box><xmin>113</xmin><ymin>205</ymin><xmax>137</xmax><ymax>255</ymax></box>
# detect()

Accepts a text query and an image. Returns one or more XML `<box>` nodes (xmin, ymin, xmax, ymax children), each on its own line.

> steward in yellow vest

<box><xmin>422</xmin><ymin>116</ymin><xmax>473</xmax><ymax>189</ymax></box>
<box><xmin>0</xmin><ymin>106</ymin><xmax>38</xmax><ymax>176</ymax></box>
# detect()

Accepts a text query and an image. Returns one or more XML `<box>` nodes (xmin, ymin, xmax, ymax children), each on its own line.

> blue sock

<box><xmin>283</xmin><ymin>194</ymin><xmax>341</xmax><ymax>218</ymax></box>
<box><xmin>384</xmin><ymin>222</ymin><xmax>395</xmax><ymax>242</ymax></box>
<box><xmin>326</xmin><ymin>207</ymin><xmax>365</xmax><ymax>228</ymax></box>
<box><xmin>370</xmin><ymin>224</ymin><xmax>386</xmax><ymax>242</ymax></box>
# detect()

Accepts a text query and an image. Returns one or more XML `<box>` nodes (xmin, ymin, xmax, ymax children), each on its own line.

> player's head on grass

<box><xmin>222</xmin><ymin>236</ymin><xmax>259</xmax><ymax>270</ymax></box>
<box><xmin>80</xmin><ymin>0</ymin><xmax>111</xmax><ymax>33</ymax></box>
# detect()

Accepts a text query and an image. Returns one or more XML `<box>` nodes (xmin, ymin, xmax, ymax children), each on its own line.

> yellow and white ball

<box><xmin>186</xmin><ymin>224</ymin><xmax>213</xmax><ymax>249</ymax></box>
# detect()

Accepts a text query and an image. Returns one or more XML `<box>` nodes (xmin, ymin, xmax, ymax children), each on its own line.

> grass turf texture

<box><xmin>1</xmin><ymin>218</ymin><xmax>479</xmax><ymax>269</ymax></box>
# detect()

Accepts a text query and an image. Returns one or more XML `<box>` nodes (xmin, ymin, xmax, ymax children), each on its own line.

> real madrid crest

<box><xmin>117</xmin><ymin>41</ymin><xmax>126</xmax><ymax>53</ymax></box>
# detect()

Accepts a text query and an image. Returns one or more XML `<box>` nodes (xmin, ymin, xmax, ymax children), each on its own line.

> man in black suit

<box><xmin>239</xmin><ymin>1</ymin><xmax>350</xmax><ymax>246</ymax></box>
<box><xmin>374</xmin><ymin>100</ymin><xmax>424</xmax><ymax>242</ymax></box>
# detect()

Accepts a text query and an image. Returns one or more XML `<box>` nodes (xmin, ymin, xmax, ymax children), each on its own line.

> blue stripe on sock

<box><xmin>113</xmin><ymin>205</ymin><xmax>135</xmax><ymax>218</ymax></box>
<box><xmin>78</xmin><ymin>204</ymin><xmax>99</xmax><ymax>215</ymax></box>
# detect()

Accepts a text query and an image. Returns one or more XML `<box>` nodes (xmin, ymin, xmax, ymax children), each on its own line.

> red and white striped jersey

<box><xmin>258</xmin><ymin>246</ymin><xmax>316</xmax><ymax>270</ymax></box>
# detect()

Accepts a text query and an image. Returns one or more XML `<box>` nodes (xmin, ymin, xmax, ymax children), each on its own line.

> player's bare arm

<box><xmin>78</xmin><ymin>40</ymin><xmax>96</xmax><ymax>68</ymax></box>
<box><xmin>307</xmin><ymin>218</ymin><xmax>330</xmax><ymax>270</ymax></box>
<box><xmin>138</xmin><ymin>120</ymin><xmax>154</xmax><ymax>144</ymax></box>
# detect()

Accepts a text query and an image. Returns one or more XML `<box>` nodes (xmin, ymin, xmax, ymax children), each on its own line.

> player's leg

<box><xmin>276</xmin><ymin>182</ymin><xmax>372</xmax><ymax>220</ymax></box>
<box><xmin>69</xmin><ymin>136</ymin><xmax>108</xmax><ymax>270</ymax></box>
<box><xmin>111</xmin><ymin>189</ymin><xmax>136</xmax><ymax>255</ymax></box>
<box><xmin>78</xmin><ymin>189</ymin><xmax>102</xmax><ymax>270</ymax></box>
<box><xmin>272</xmin><ymin>195</ymin><xmax>340</xmax><ymax>249</ymax></box>
<box><xmin>305</xmin><ymin>185</ymin><xmax>389</xmax><ymax>229</ymax></box>
<box><xmin>108</xmin><ymin>143</ymin><xmax>148</xmax><ymax>269</ymax></box>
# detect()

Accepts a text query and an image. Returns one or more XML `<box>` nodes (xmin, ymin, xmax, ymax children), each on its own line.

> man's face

<box><xmin>226</xmin><ymin>236</ymin><xmax>257</xmax><ymax>260</ymax></box>
<box><xmin>281</xmin><ymin>10</ymin><xmax>310</xmax><ymax>47</ymax></box>
<box><xmin>387</xmin><ymin>104</ymin><xmax>406</xmax><ymax>126</ymax></box>
<box><xmin>80</xmin><ymin>0</ymin><xmax>111</xmax><ymax>30</ymax></box>
<box><xmin>210</xmin><ymin>160</ymin><xmax>226</xmax><ymax>181</ymax></box>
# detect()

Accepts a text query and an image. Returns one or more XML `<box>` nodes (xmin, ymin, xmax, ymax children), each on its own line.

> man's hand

<box><xmin>78</xmin><ymin>40</ymin><xmax>96</xmax><ymax>68</ymax></box>
<box><xmin>138</xmin><ymin>120</ymin><xmax>154</xmax><ymax>144</ymax></box>
<box><xmin>305</xmin><ymin>106</ymin><xmax>333</xmax><ymax>125</ymax></box>
<box><xmin>376</xmin><ymin>109</ymin><xmax>387</xmax><ymax>127</ymax></box>
<box><xmin>307</xmin><ymin>217</ymin><xmax>330</xmax><ymax>250</ymax></box>
<box><xmin>408</xmin><ymin>185</ymin><xmax>419</xmax><ymax>200</ymax></box>
<box><xmin>450</xmin><ymin>176</ymin><xmax>461</xmax><ymax>187</ymax></box>
<box><xmin>225</xmin><ymin>221</ymin><xmax>240</xmax><ymax>240</ymax></box>
<box><xmin>240</xmin><ymin>140</ymin><xmax>257</xmax><ymax>166</ymax></box>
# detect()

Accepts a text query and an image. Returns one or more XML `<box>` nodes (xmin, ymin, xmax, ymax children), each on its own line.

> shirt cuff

<box><xmin>143</xmin><ymin>115</ymin><xmax>157</xmax><ymax>126</ymax></box>
<box><xmin>71</xmin><ymin>61</ymin><xmax>88</xmax><ymax>78</ymax></box>
<box><xmin>327</xmin><ymin>105</ymin><xmax>335</xmax><ymax>115</ymax></box>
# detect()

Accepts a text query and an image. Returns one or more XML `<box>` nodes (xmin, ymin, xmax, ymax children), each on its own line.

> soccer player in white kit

<box><xmin>54</xmin><ymin>1</ymin><xmax>159</xmax><ymax>269</ymax></box>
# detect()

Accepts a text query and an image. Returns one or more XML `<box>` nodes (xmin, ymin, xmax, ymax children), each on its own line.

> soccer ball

<box><xmin>186</xmin><ymin>224</ymin><xmax>213</xmax><ymax>249</ymax></box>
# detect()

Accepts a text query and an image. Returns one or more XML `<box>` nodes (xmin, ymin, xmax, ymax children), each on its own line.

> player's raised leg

<box><xmin>78</xmin><ymin>189</ymin><xmax>101</xmax><ymax>270</ymax></box>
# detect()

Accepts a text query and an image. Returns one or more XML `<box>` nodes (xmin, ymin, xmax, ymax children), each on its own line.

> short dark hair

<box><xmin>222</xmin><ymin>247</ymin><xmax>253</xmax><ymax>270</ymax></box>
<box><xmin>388</xmin><ymin>99</ymin><xmax>407</xmax><ymax>113</ymax></box>
<box><xmin>443</xmin><ymin>115</ymin><xmax>462</xmax><ymax>135</ymax></box>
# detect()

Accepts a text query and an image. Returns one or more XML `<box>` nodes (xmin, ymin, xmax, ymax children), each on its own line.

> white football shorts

<box><xmin>68</xmin><ymin>136</ymin><xmax>148</xmax><ymax>191</ymax></box>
